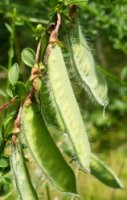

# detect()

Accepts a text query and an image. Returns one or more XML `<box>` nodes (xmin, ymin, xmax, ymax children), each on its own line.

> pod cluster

<box><xmin>9</xmin><ymin>13</ymin><xmax>123</xmax><ymax>200</ymax></box>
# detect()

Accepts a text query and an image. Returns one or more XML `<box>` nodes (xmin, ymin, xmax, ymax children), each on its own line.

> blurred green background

<box><xmin>0</xmin><ymin>0</ymin><xmax>127</xmax><ymax>199</ymax></box>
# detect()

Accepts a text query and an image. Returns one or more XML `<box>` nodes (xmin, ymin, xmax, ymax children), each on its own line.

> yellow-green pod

<box><xmin>90</xmin><ymin>154</ymin><xmax>124</xmax><ymax>189</ymax></box>
<box><xmin>53</xmin><ymin>133</ymin><xmax>123</xmax><ymax>189</ymax></box>
<box><xmin>22</xmin><ymin>102</ymin><xmax>77</xmax><ymax>194</ymax></box>
<box><xmin>10</xmin><ymin>142</ymin><xmax>38</xmax><ymax>200</ymax></box>
<box><xmin>38</xmin><ymin>75</ymin><xmax>65</xmax><ymax>130</ymax></box>
<box><xmin>47</xmin><ymin>44</ymin><xmax>91</xmax><ymax>172</ymax></box>
<box><xmin>69</xmin><ymin>21</ymin><xmax>109</xmax><ymax>107</ymax></box>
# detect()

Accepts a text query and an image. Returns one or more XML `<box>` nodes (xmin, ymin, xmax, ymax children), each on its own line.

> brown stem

<box><xmin>28</xmin><ymin>37</ymin><xmax>44</xmax><ymax>91</ymax></box>
<box><xmin>49</xmin><ymin>13</ymin><xmax>61</xmax><ymax>43</ymax></box>
<box><xmin>0</xmin><ymin>98</ymin><xmax>16</xmax><ymax>112</ymax></box>
<box><xmin>34</xmin><ymin>39</ymin><xmax>42</xmax><ymax>65</ymax></box>
<box><xmin>12</xmin><ymin>105</ymin><xmax>23</xmax><ymax>144</ymax></box>
<box><xmin>44</xmin><ymin>13</ymin><xmax>61</xmax><ymax>64</ymax></box>
<box><xmin>24</xmin><ymin>88</ymin><xmax>34</xmax><ymax>107</ymax></box>
<box><xmin>11</xmin><ymin>31</ymin><xmax>44</xmax><ymax>144</ymax></box>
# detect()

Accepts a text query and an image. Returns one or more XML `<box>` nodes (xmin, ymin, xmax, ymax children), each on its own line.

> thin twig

<box><xmin>12</xmin><ymin>105</ymin><xmax>22</xmax><ymax>133</ymax></box>
<box><xmin>12</xmin><ymin>105</ymin><xmax>23</xmax><ymax>144</ymax></box>
<box><xmin>49</xmin><ymin>13</ymin><xmax>61</xmax><ymax>43</ymax></box>
<box><xmin>24</xmin><ymin>88</ymin><xmax>35</xmax><ymax>107</ymax></box>
<box><xmin>44</xmin><ymin>13</ymin><xmax>61</xmax><ymax>64</ymax></box>
<box><xmin>34</xmin><ymin>38</ymin><xmax>42</xmax><ymax>65</ymax></box>
<box><xmin>0</xmin><ymin>98</ymin><xmax>16</xmax><ymax>112</ymax></box>
<box><xmin>10</xmin><ymin>18</ymin><xmax>46</xmax><ymax>144</ymax></box>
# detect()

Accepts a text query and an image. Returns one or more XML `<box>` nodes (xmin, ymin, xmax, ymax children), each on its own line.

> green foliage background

<box><xmin>0</xmin><ymin>0</ymin><xmax>127</xmax><ymax>199</ymax></box>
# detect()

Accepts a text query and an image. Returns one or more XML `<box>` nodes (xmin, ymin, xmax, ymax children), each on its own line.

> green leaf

<box><xmin>120</xmin><ymin>66</ymin><xmax>127</xmax><ymax>81</ymax></box>
<box><xmin>90</xmin><ymin>154</ymin><xmax>124</xmax><ymax>189</ymax></box>
<box><xmin>0</xmin><ymin>65</ymin><xmax>8</xmax><ymax>73</ymax></box>
<box><xmin>36</xmin><ymin>24</ymin><xmax>44</xmax><ymax>34</ymax></box>
<box><xmin>6</xmin><ymin>89</ymin><xmax>14</xmax><ymax>98</ymax></box>
<box><xmin>15</xmin><ymin>82</ymin><xmax>27</xmax><ymax>98</ymax></box>
<box><xmin>0</xmin><ymin>157</ymin><xmax>9</xmax><ymax>168</ymax></box>
<box><xmin>0</xmin><ymin>175</ymin><xmax>13</xmax><ymax>197</ymax></box>
<box><xmin>3</xmin><ymin>189</ymin><xmax>19</xmax><ymax>200</ymax></box>
<box><xmin>0</xmin><ymin>90</ymin><xmax>7</xmax><ymax>98</ymax></box>
<box><xmin>21</xmin><ymin>48</ymin><xmax>35</xmax><ymax>67</ymax></box>
<box><xmin>5</xmin><ymin>23</ymin><xmax>12</xmax><ymax>33</ymax></box>
<box><xmin>8</xmin><ymin>63</ymin><xmax>19</xmax><ymax>85</ymax></box>
<box><xmin>3</xmin><ymin>114</ymin><xmax>16</xmax><ymax>137</ymax></box>
<box><xmin>25</xmin><ymin>80</ymin><xmax>32</xmax><ymax>92</ymax></box>
<box><xmin>64</xmin><ymin>0</ymin><xmax>87</xmax><ymax>6</ymax></box>
<box><xmin>49</xmin><ymin>0</ymin><xmax>58</xmax><ymax>7</ymax></box>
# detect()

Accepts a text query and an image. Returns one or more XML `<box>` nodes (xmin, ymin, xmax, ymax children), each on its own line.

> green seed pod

<box><xmin>38</xmin><ymin>75</ymin><xmax>65</xmax><ymax>130</ymax></box>
<box><xmin>90</xmin><ymin>154</ymin><xmax>124</xmax><ymax>189</ymax></box>
<box><xmin>22</xmin><ymin>102</ymin><xmax>77</xmax><ymax>194</ymax></box>
<box><xmin>69</xmin><ymin>21</ymin><xmax>109</xmax><ymax>107</ymax></box>
<box><xmin>47</xmin><ymin>44</ymin><xmax>91</xmax><ymax>172</ymax></box>
<box><xmin>10</xmin><ymin>142</ymin><xmax>38</xmax><ymax>200</ymax></box>
<box><xmin>53</xmin><ymin>133</ymin><xmax>123</xmax><ymax>189</ymax></box>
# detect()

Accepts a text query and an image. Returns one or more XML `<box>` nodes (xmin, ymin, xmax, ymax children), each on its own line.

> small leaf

<box><xmin>0</xmin><ymin>65</ymin><xmax>8</xmax><ymax>73</ymax></box>
<box><xmin>0</xmin><ymin>157</ymin><xmax>9</xmax><ymax>168</ymax></box>
<box><xmin>15</xmin><ymin>82</ymin><xmax>27</xmax><ymax>97</ymax></box>
<box><xmin>90</xmin><ymin>154</ymin><xmax>124</xmax><ymax>189</ymax></box>
<box><xmin>25</xmin><ymin>80</ymin><xmax>32</xmax><ymax>91</ymax></box>
<box><xmin>49</xmin><ymin>0</ymin><xmax>58</xmax><ymax>7</ymax></box>
<box><xmin>36</xmin><ymin>24</ymin><xmax>44</xmax><ymax>34</ymax></box>
<box><xmin>8</xmin><ymin>63</ymin><xmax>19</xmax><ymax>85</ymax></box>
<box><xmin>6</xmin><ymin>89</ymin><xmax>14</xmax><ymax>98</ymax></box>
<box><xmin>0</xmin><ymin>90</ymin><xmax>7</xmax><ymax>98</ymax></box>
<box><xmin>3</xmin><ymin>114</ymin><xmax>16</xmax><ymax>137</ymax></box>
<box><xmin>5</xmin><ymin>23</ymin><xmax>12</xmax><ymax>33</ymax></box>
<box><xmin>3</xmin><ymin>189</ymin><xmax>19</xmax><ymax>200</ymax></box>
<box><xmin>0</xmin><ymin>176</ymin><xmax>12</xmax><ymax>197</ymax></box>
<box><xmin>64</xmin><ymin>0</ymin><xmax>87</xmax><ymax>6</ymax></box>
<box><xmin>120</xmin><ymin>66</ymin><xmax>127</xmax><ymax>81</ymax></box>
<box><xmin>21</xmin><ymin>48</ymin><xmax>35</xmax><ymax>67</ymax></box>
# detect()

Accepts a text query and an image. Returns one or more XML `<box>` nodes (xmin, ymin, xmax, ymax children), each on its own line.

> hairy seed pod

<box><xmin>47</xmin><ymin>44</ymin><xmax>91</xmax><ymax>172</ymax></box>
<box><xmin>53</xmin><ymin>132</ymin><xmax>123</xmax><ymax>189</ymax></box>
<box><xmin>10</xmin><ymin>142</ymin><xmax>38</xmax><ymax>200</ymax></box>
<box><xmin>90</xmin><ymin>154</ymin><xmax>124</xmax><ymax>189</ymax></box>
<box><xmin>69</xmin><ymin>22</ymin><xmax>109</xmax><ymax>107</ymax></box>
<box><xmin>22</xmin><ymin>102</ymin><xmax>77</xmax><ymax>194</ymax></box>
<box><xmin>37</xmin><ymin>75</ymin><xmax>65</xmax><ymax>130</ymax></box>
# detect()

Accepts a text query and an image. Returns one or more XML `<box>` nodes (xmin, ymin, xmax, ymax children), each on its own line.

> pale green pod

<box><xmin>47</xmin><ymin>44</ymin><xmax>91</xmax><ymax>172</ymax></box>
<box><xmin>38</xmin><ymin>75</ymin><xmax>65</xmax><ymax>130</ymax></box>
<box><xmin>69</xmin><ymin>22</ymin><xmax>109</xmax><ymax>107</ymax></box>
<box><xmin>90</xmin><ymin>154</ymin><xmax>124</xmax><ymax>189</ymax></box>
<box><xmin>10</xmin><ymin>142</ymin><xmax>38</xmax><ymax>200</ymax></box>
<box><xmin>53</xmin><ymin>132</ymin><xmax>123</xmax><ymax>189</ymax></box>
<box><xmin>22</xmin><ymin>102</ymin><xmax>77</xmax><ymax>194</ymax></box>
